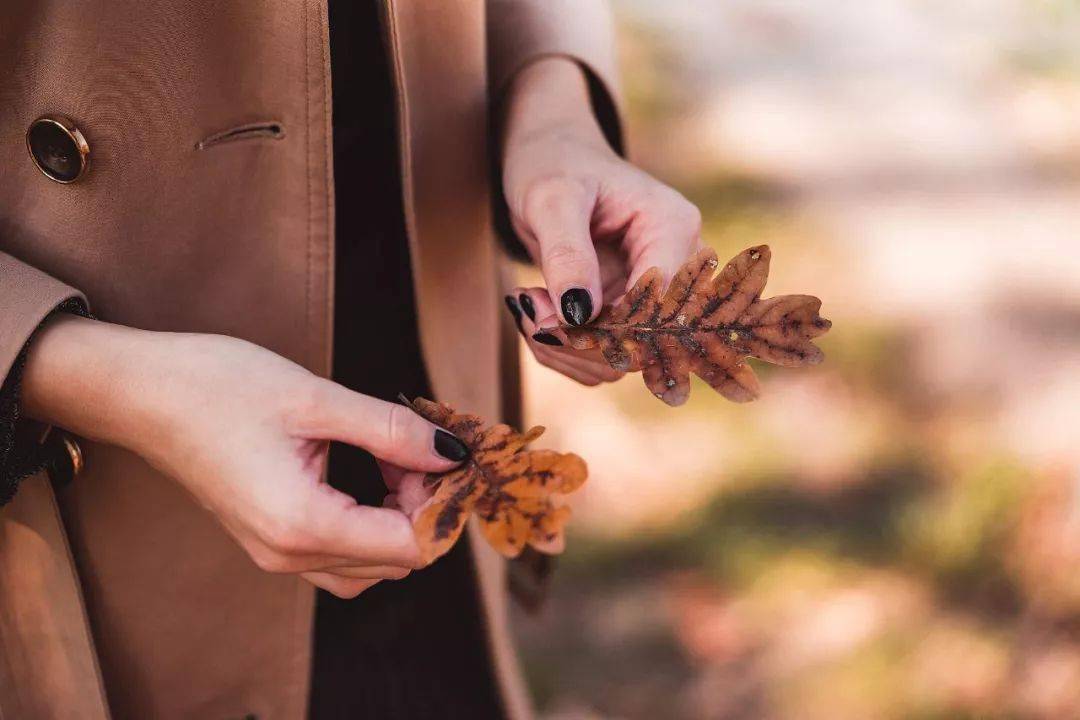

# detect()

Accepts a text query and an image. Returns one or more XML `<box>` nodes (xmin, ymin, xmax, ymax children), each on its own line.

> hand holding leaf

<box><xmin>564</xmin><ymin>245</ymin><xmax>832</xmax><ymax>405</ymax></box>
<box><xmin>397</xmin><ymin>397</ymin><xmax>588</xmax><ymax>565</ymax></box>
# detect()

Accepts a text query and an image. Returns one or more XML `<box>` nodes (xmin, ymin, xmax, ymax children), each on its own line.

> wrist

<box><xmin>21</xmin><ymin>315</ymin><xmax>174</xmax><ymax>454</ymax></box>
<box><xmin>501</xmin><ymin>56</ymin><xmax>608</xmax><ymax>155</ymax></box>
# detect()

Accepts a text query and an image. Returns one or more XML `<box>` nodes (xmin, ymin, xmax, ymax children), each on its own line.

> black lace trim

<box><xmin>0</xmin><ymin>298</ymin><xmax>90</xmax><ymax>505</ymax></box>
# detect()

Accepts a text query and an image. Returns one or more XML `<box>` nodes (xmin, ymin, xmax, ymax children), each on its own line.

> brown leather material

<box><xmin>0</xmin><ymin>1</ymin><xmax>621</xmax><ymax>716</ymax></box>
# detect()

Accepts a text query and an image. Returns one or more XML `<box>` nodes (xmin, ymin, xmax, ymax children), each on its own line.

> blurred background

<box><xmin>510</xmin><ymin>1</ymin><xmax>1080</xmax><ymax>718</ymax></box>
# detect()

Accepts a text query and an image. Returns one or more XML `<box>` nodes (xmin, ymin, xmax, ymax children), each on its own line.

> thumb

<box><xmin>521</xmin><ymin>179</ymin><xmax>602</xmax><ymax>326</ymax></box>
<box><xmin>296</xmin><ymin>381</ymin><xmax>469</xmax><ymax>472</ymax></box>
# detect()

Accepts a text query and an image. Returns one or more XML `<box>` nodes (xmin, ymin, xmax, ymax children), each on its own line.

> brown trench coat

<box><xmin>0</xmin><ymin>1</ymin><xmax>622</xmax><ymax>717</ymax></box>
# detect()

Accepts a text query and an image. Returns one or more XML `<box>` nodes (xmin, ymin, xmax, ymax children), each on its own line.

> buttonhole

<box><xmin>196</xmin><ymin>121</ymin><xmax>285</xmax><ymax>150</ymax></box>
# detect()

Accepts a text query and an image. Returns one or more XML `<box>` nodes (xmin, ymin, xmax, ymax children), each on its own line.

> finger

<box><xmin>255</xmin><ymin>522</ymin><xmax>415</xmax><ymax>578</ymax></box>
<box><xmin>509</xmin><ymin>286</ymin><xmax>622</xmax><ymax>382</ymax></box>
<box><xmin>597</xmin><ymin>240</ymin><xmax>631</xmax><ymax>304</ymax></box>
<box><xmin>531</xmin><ymin>345</ymin><xmax>605</xmax><ymax>386</ymax></box>
<box><xmin>269</xmin><ymin>548</ymin><xmax>414</xmax><ymax>578</ymax></box>
<box><xmin>513</xmin><ymin>287</ymin><xmax>556</xmax><ymax>329</ymax></box>
<box><xmin>377</xmin><ymin>459</ymin><xmax>408</xmax><ymax>491</ymax></box>
<box><xmin>521</xmin><ymin>179</ymin><xmax>602</xmax><ymax>326</ymax></box>
<box><xmin>624</xmin><ymin>192</ymin><xmax>703</xmax><ymax>290</ymax></box>
<box><xmin>559</xmin><ymin>342</ymin><xmax>624</xmax><ymax>377</ymax></box>
<box><xmin>524</xmin><ymin>333</ymin><xmax>622</xmax><ymax>384</ymax></box>
<box><xmin>504</xmin><ymin>295</ymin><xmax>527</xmax><ymax>337</ymax></box>
<box><xmin>298</xmin><ymin>382</ymin><xmax>470</xmax><ymax>472</ymax></box>
<box><xmin>317</xmin><ymin>563</ymin><xmax>412</xmax><ymax>580</ymax></box>
<box><xmin>534</xmin><ymin>343</ymin><xmax>623</xmax><ymax>382</ymax></box>
<box><xmin>527</xmin><ymin>307</ymin><xmax>570</xmax><ymax>347</ymax></box>
<box><xmin>523</xmin><ymin>309</ymin><xmax>578</xmax><ymax>357</ymax></box>
<box><xmin>301</xmin><ymin>572</ymin><xmax>381</xmax><ymax>599</ymax></box>
<box><xmin>301</xmin><ymin>488</ymin><xmax>425</xmax><ymax>568</ymax></box>
<box><xmin>260</xmin><ymin>545</ymin><xmax>414</xmax><ymax>580</ymax></box>
<box><xmin>509</xmin><ymin>286</ymin><xmax>560</xmax><ymax>346</ymax></box>
<box><xmin>553</xmin><ymin>351</ymin><xmax>625</xmax><ymax>382</ymax></box>
<box><xmin>395</xmin><ymin>472</ymin><xmax>435</xmax><ymax>516</ymax></box>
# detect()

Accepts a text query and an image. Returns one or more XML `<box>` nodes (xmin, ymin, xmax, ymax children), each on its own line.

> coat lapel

<box><xmin>379</xmin><ymin>0</ymin><xmax>501</xmax><ymax>417</ymax></box>
<box><xmin>380</xmin><ymin>3</ymin><xmax>532</xmax><ymax>718</ymax></box>
<box><xmin>0</xmin><ymin>474</ymin><xmax>110</xmax><ymax>720</ymax></box>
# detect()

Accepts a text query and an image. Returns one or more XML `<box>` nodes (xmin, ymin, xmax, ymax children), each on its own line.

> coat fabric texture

<box><xmin>0</xmin><ymin>1</ymin><xmax>622</xmax><ymax>718</ymax></box>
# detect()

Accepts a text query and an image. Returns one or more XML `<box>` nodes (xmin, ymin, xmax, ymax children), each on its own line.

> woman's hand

<box><xmin>21</xmin><ymin>315</ymin><xmax>464</xmax><ymax>598</ymax></box>
<box><xmin>499</xmin><ymin>57</ymin><xmax>704</xmax><ymax>385</ymax></box>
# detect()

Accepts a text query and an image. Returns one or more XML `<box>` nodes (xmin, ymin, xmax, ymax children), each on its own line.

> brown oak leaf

<box><xmin>400</xmin><ymin>396</ymin><xmax>588</xmax><ymax>565</ymax></box>
<box><xmin>565</xmin><ymin>245</ymin><xmax>831</xmax><ymax>406</ymax></box>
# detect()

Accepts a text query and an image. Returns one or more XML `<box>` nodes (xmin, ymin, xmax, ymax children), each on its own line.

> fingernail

<box><xmin>560</xmin><ymin>288</ymin><xmax>593</xmax><ymax>326</ymax></box>
<box><xmin>434</xmin><ymin>429</ymin><xmax>470</xmax><ymax>461</ymax></box>
<box><xmin>532</xmin><ymin>331</ymin><xmax>563</xmax><ymax>347</ymax></box>
<box><xmin>518</xmin><ymin>293</ymin><xmax>536</xmax><ymax>321</ymax></box>
<box><xmin>504</xmin><ymin>295</ymin><xmax>524</xmax><ymax>333</ymax></box>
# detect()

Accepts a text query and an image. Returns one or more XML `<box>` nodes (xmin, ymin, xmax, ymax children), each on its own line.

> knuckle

<box><xmin>385</xmin><ymin>403</ymin><xmax>419</xmax><ymax>452</ymax></box>
<box><xmin>386</xmin><ymin>567</ymin><xmax>412</xmax><ymax>580</ymax></box>
<box><xmin>679</xmin><ymin>201</ymin><xmax>703</xmax><ymax>234</ymax></box>
<box><xmin>251</xmin><ymin>549</ymin><xmax>291</xmax><ymax>574</ymax></box>
<box><xmin>645</xmin><ymin>184</ymin><xmax>699</xmax><ymax>226</ymax></box>
<box><xmin>331</xmin><ymin>587</ymin><xmax>362</xmax><ymax>600</ymax></box>
<box><xmin>522</xmin><ymin>176</ymin><xmax>588</xmax><ymax>221</ymax></box>
<box><xmin>338</xmin><ymin>581</ymin><xmax>376</xmax><ymax>599</ymax></box>
<box><xmin>287</xmin><ymin>378</ymin><xmax>333</xmax><ymax>432</ymax></box>
<box><xmin>656</xmin><ymin>190</ymin><xmax>700</xmax><ymax>232</ymax></box>
<box><xmin>295</xmin><ymin>379</ymin><xmax>325</xmax><ymax>414</ymax></box>
<box><xmin>262</xmin><ymin>518</ymin><xmax>310</xmax><ymax>556</ymax></box>
<box><xmin>543</xmin><ymin>241</ymin><xmax>588</xmax><ymax>270</ymax></box>
<box><xmin>388</xmin><ymin>540</ymin><xmax>425</xmax><ymax>573</ymax></box>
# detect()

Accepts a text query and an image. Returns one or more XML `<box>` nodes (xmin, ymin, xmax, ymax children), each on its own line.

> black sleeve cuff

<box><xmin>0</xmin><ymin>298</ymin><xmax>91</xmax><ymax>506</ymax></box>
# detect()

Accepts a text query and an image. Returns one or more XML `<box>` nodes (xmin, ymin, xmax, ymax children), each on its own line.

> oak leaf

<box><xmin>565</xmin><ymin>245</ymin><xmax>831</xmax><ymax>405</ymax></box>
<box><xmin>401</xmin><ymin>396</ymin><xmax>588</xmax><ymax>565</ymax></box>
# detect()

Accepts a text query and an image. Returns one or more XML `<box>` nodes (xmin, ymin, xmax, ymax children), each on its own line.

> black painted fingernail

<box><xmin>560</xmin><ymin>288</ymin><xmax>593</xmax><ymax>326</ymax></box>
<box><xmin>434</xmin><ymin>429</ymin><xmax>470</xmax><ymax>461</ymax></box>
<box><xmin>518</xmin><ymin>293</ymin><xmax>536</xmax><ymax>321</ymax></box>
<box><xmin>504</xmin><ymin>295</ymin><xmax>524</xmax><ymax>333</ymax></box>
<box><xmin>532</xmin><ymin>331</ymin><xmax>563</xmax><ymax>347</ymax></box>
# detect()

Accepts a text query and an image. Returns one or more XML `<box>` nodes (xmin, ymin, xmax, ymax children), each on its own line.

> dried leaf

<box><xmin>565</xmin><ymin>245</ymin><xmax>831</xmax><ymax>405</ymax></box>
<box><xmin>401</xmin><ymin>396</ymin><xmax>588</xmax><ymax>565</ymax></box>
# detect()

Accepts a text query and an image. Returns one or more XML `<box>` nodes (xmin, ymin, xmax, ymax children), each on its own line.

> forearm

<box><xmin>21</xmin><ymin>315</ymin><xmax>163</xmax><ymax>452</ymax></box>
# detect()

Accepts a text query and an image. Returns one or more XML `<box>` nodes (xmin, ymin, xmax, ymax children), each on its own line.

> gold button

<box><xmin>62</xmin><ymin>435</ymin><xmax>84</xmax><ymax>478</ymax></box>
<box><xmin>26</xmin><ymin>116</ymin><xmax>90</xmax><ymax>183</ymax></box>
<box><xmin>42</xmin><ymin>430</ymin><xmax>84</xmax><ymax>488</ymax></box>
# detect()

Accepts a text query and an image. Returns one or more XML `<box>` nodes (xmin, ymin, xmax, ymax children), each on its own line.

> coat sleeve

<box><xmin>0</xmin><ymin>252</ymin><xmax>87</xmax><ymax>504</ymax></box>
<box><xmin>487</xmin><ymin>0</ymin><xmax>624</xmax><ymax>152</ymax></box>
<box><xmin>486</xmin><ymin>0</ymin><xmax>626</xmax><ymax>259</ymax></box>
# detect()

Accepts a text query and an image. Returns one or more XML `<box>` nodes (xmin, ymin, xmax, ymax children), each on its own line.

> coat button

<box><xmin>26</xmin><ymin>116</ymin><xmax>90</xmax><ymax>183</ymax></box>
<box><xmin>44</xmin><ymin>431</ymin><xmax>83</xmax><ymax>488</ymax></box>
